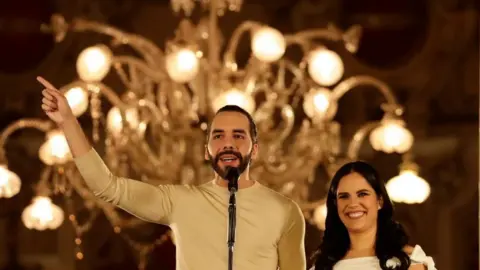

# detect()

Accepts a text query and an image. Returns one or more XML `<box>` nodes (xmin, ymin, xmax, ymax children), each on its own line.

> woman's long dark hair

<box><xmin>312</xmin><ymin>161</ymin><xmax>410</xmax><ymax>270</ymax></box>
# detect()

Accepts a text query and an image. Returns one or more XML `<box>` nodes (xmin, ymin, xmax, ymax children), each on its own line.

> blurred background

<box><xmin>0</xmin><ymin>0</ymin><xmax>478</xmax><ymax>269</ymax></box>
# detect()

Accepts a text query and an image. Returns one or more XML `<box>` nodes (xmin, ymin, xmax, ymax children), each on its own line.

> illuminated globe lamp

<box><xmin>303</xmin><ymin>87</ymin><xmax>338</xmax><ymax>122</ymax></box>
<box><xmin>307</xmin><ymin>48</ymin><xmax>344</xmax><ymax>87</ymax></box>
<box><xmin>22</xmin><ymin>196</ymin><xmax>65</xmax><ymax>230</ymax></box>
<box><xmin>38</xmin><ymin>130</ymin><xmax>72</xmax><ymax>166</ymax></box>
<box><xmin>106</xmin><ymin>107</ymin><xmax>140</xmax><ymax>137</ymax></box>
<box><xmin>212</xmin><ymin>88</ymin><xmax>256</xmax><ymax>115</ymax></box>
<box><xmin>386</xmin><ymin>161</ymin><xmax>430</xmax><ymax>204</ymax></box>
<box><xmin>369</xmin><ymin>118</ymin><xmax>414</xmax><ymax>154</ymax></box>
<box><xmin>165</xmin><ymin>47</ymin><xmax>200</xmax><ymax>83</ymax></box>
<box><xmin>251</xmin><ymin>26</ymin><xmax>286</xmax><ymax>63</ymax></box>
<box><xmin>0</xmin><ymin>165</ymin><xmax>21</xmax><ymax>198</ymax></box>
<box><xmin>64</xmin><ymin>86</ymin><xmax>89</xmax><ymax>117</ymax></box>
<box><xmin>76</xmin><ymin>44</ymin><xmax>113</xmax><ymax>82</ymax></box>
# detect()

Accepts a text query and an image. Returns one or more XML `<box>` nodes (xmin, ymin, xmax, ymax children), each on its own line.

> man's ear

<box><xmin>251</xmin><ymin>143</ymin><xmax>259</xmax><ymax>160</ymax></box>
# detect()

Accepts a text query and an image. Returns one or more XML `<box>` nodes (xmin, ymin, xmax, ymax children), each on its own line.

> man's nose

<box><xmin>222</xmin><ymin>135</ymin><xmax>235</xmax><ymax>146</ymax></box>
<box><xmin>222</xmin><ymin>138</ymin><xmax>236</xmax><ymax>150</ymax></box>
<box><xmin>222</xmin><ymin>143</ymin><xmax>235</xmax><ymax>150</ymax></box>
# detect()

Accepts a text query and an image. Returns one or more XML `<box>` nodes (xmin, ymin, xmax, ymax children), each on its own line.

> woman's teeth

<box><xmin>346</xmin><ymin>211</ymin><xmax>365</xmax><ymax>219</ymax></box>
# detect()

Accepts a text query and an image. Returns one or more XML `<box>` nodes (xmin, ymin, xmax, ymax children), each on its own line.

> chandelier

<box><xmin>0</xmin><ymin>0</ymin><xmax>431</xmax><ymax>268</ymax></box>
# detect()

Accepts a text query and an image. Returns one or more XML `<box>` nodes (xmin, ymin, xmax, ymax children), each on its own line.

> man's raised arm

<box><xmin>38</xmin><ymin>76</ymin><xmax>177</xmax><ymax>224</ymax></box>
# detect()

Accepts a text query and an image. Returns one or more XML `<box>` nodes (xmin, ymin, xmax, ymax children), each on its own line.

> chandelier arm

<box><xmin>83</xmin><ymin>82</ymin><xmax>139</xmax><ymax>135</ymax></box>
<box><xmin>330</xmin><ymin>75</ymin><xmax>400</xmax><ymax>110</ymax></box>
<box><xmin>346</xmin><ymin>121</ymin><xmax>381</xmax><ymax>160</ymax></box>
<box><xmin>223</xmin><ymin>21</ymin><xmax>263</xmax><ymax>69</ymax></box>
<box><xmin>126</xmin><ymin>134</ymin><xmax>183</xmax><ymax>181</ymax></box>
<box><xmin>125</xmin><ymin>146</ymin><xmax>174</xmax><ymax>180</ymax></box>
<box><xmin>35</xmin><ymin>166</ymin><xmax>53</xmax><ymax>196</ymax></box>
<box><xmin>138</xmin><ymin>99</ymin><xmax>164</xmax><ymax>124</ymax></box>
<box><xmin>62</xmin><ymin>81</ymin><xmax>173</xmax><ymax>179</ymax></box>
<box><xmin>0</xmin><ymin>119</ymin><xmax>54</xmax><ymax>165</ymax></box>
<box><xmin>188</xmin><ymin>58</ymin><xmax>211</xmax><ymax>116</ymax></box>
<box><xmin>269</xmin><ymin>105</ymin><xmax>295</xmax><ymax>147</ymax></box>
<box><xmin>284</xmin><ymin>28</ymin><xmax>343</xmax><ymax>53</ymax></box>
<box><xmin>70</xmin><ymin>17</ymin><xmax>165</xmax><ymax>69</ymax></box>
<box><xmin>269</xmin><ymin>59</ymin><xmax>306</xmax><ymax>97</ymax></box>
<box><xmin>112</xmin><ymin>56</ymin><xmax>167</xmax><ymax>82</ymax></box>
<box><xmin>61</xmin><ymin>82</ymin><xmax>127</xmax><ymax>111</ymax></box>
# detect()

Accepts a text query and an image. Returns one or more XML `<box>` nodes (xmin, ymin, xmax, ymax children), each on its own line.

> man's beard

<box><xmin>207</xmin><ymin>149</ymin><xmax>252</xmax><ymax>179</ymax></box>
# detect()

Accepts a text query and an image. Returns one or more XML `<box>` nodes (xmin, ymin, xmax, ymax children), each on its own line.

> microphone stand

<box><xmin>225</xmin><ymin>167</ymin><xmax>239</xmax><ymax>270</ymax></box>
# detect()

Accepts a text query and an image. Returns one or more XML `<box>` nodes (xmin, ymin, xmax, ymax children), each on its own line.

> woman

<box><xmin>311</xmin><ymin>161</ymin><xmax>436</xmax><ymax>270</ymax></box>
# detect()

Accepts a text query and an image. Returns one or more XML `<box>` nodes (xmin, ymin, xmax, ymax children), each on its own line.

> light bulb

<box><xmin>65</xmin><ymin>87</ymin><xmax>89</xmax><ymax>117</ymax></box>
<box><xmin>22</xmin><ymin>196</ymin><xmax>65</xmax><ymax>230</ymax></box>
<box><xmin>38</xmin><ymin>130</ymin><xmax>72</xmax><ymax>165</ymax></box>
<box><xmin>0</xmin><ymin>165</ymin><xmax>21</xmax><ymax>198</ymax></box>
<box><xmin>307</xmin><ymin>48</ymin><xmax>344</xmax><ymax>86</ymax></box>
<box><xmin>106</xmin><ymin>107</ymin><xmax>139</xmax><ymax>137</ymax></box>
<box><xmin>76</xmin><ymin>44</ymin><xmax>113</xmax><ymax>82</ymax></box>
<box><xmin>251</xmin><ymin>27</ymin><xmax>286</xmax><ymax>63</ymax></box>
<box><xmin>303</xmin><ymin>87</ymin><xmax>337</xmax><ymax>120</ymax></box>
<box><xmin>211</xmin><ymin>89</ymin><xmax>256</xmax><ymax>115</ymax></box>
<box><xmin>165</xmin><ymin>48</ymin><xmax>200</xmax><ymax>83</ymax></box>
<box><xmin>369</xmin><ymin>119</ymin><xmax>414</xmax><ymax>154</ymax></box>
<box><xmin>386</xmin><ymin>169</ymin><xmax>430</xmax><ymax>204</ymax></box>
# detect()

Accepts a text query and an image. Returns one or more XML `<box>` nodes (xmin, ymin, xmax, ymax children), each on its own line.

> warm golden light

<box><xmin>370</xmin><ymin>119</ymin><xmax>414</xmax><ymax>154</ymax></box>
<box><xmin>38</xmin><ymin>130</ymin><xmax>72</xmax><ymax>165</ymax></box>
<box><xmin>165</xmin><ymin>48</ymin><xmax>200</xmax><ymax>83</ymax></box>
<box><xmin>211</xmin><ymin>88</ymin><xmax>256</xmax><ymax>115</ymax></box>
<box><xmin>307</xmin><ymin>48</ymin><xmax>344</xmax><ymax>86</ymax></box>
<box><xmin>313</xmin><ymin>203</ymin><xmax>327</xmax><ymax>231</ymax></box>
<box><xmin>76</xmin><ymin>44</ymin><xmax>113</xmax><ymax>82</ymax></box>
<box><xmin>106</xmin><ymin>107</ymin><xmax>140</xmax><ymax>137</ymax></box>
<box><xmin>386</xmin><ymin>169</ymin><xmax>430</xmax><ymax>204</ymax></box>
<box><xmin>303</xmin><ymin>88</ymin><xmax>337</xmax><ymax>120</ymax></box>
<box><xmin>22</xmin><ymin>196</ymin><xmax>65</xmax><ymax>230</ymax></box>
<box><xmin>251</xmin><ymin>26</ymin><xmax>286</xmax><ymax>63</ymax></box>
<box><xmin>0</xmin><ymin>165</ymin><xmax>21</xmax><ymax>198</ymax></box>
<box><xmin>65</xmin><ymin>87</ymin><xmax>89</xmax><ymax>117</ymax></box>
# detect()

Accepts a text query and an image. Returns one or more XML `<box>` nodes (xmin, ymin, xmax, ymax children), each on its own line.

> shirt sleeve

<box><xmin>277</xmin><ymin>201</ymin><xmax>306</xmax><ymax>270</ymax></box>
<box><xmin>409</xmin><ymin>245</ymin><xmax>437</xmax><ymax>270</ymax></box>
<box><xmin>73</xmin><ymin>147</ymin><xmax>178</xmax><ymax>225</ymax></box>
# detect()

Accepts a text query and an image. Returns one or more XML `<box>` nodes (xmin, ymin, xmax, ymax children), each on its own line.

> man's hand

<box><xmin>38</xmin><ymin>76</ymin><xmax>74</xmax><ymax>124</ymax></box>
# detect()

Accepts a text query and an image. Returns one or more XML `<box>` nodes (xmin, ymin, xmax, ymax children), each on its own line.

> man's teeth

<box><xmin>347</xmin><ymin>212</ymin><xmax>365</xmax><ymax>219</ymax></box>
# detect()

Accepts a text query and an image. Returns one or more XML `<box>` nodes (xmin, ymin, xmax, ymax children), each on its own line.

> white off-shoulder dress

<box><xmin>310</xmin><ymin>245</ymin><xmax>436</xmax><ymax>270</ymax></box>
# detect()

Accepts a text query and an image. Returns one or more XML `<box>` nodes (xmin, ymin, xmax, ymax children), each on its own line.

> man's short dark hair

<box><xmin>207</xmin><ymin>105</ymin><xmax>258</xmax><ymax>144</ymax></box>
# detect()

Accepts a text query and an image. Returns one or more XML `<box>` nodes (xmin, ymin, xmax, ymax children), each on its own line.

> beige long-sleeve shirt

<box><xmin>74</xmin><ymin>148</ymin><xmax>306</xmax><ymax>270</ymax></box>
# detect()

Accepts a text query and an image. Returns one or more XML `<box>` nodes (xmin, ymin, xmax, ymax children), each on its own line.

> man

<box><xmin>37</xmin><ymin>76</ymin><xmax>306</xmax><ymax>270</ymax></box>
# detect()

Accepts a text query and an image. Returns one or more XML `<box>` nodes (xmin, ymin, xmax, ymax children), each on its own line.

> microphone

<box><xmin>224</xmin><ymin>166</ymin><xmax>240</xmax><ymax>192</ymax></box>
<box><xmin>224</xmin><ymin>166</ymin><xmax>239</xmax><ymax>270</ymax></box>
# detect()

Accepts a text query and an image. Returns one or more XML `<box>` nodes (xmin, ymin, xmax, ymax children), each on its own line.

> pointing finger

<box><xmin>36</xmin><ymin>76</ymin><xmax>58</xmax><ymax>91</ymax></box>
<box><xmin>42</xmin><ymin>89</ymin><xmax>55</xmax><ymax>100</ymax></box>
<box><xmin>47</xmin><ymin>88</ymin><xmax>65</xmax><ymax>99</ymax></box>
